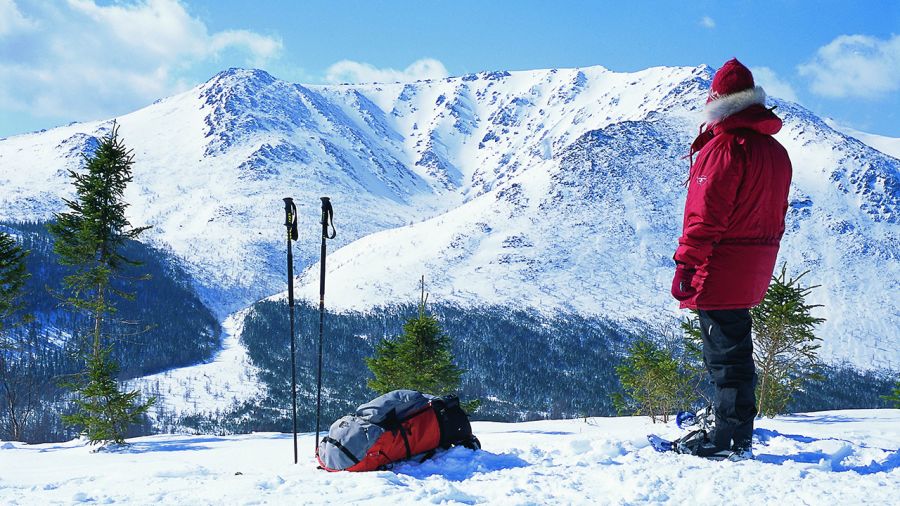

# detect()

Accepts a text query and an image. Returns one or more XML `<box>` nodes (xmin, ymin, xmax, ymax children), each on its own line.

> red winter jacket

<box><xmin>674</xmin><ymin>104</ymin><xmax>792</xmax><ymax>310</ymax></box>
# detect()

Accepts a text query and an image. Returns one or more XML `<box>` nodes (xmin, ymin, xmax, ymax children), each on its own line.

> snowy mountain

<box><xmin>826</xmin><ymin>119</ymin><xmax>900</xmax><ymax>160</ymax></box>
<box><xmin>0</xmin><ymin>64</ymin><xmax>897</xmax><ymax>371</ymax></box>
<box><xmin>0</xmin><ymin>68</ymin><xmax>454</xmax><ymax>317</ymax></box>
<box><xmin>2</xmin><ymin>409</ymin><xmax>898</xmax><ymax>504</ymax></box>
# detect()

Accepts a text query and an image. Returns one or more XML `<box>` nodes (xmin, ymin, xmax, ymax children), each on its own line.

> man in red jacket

<box><xmin>671</xmin><ymin>58</ymin><xmax>792</xmax><ymax>461</ymax></box>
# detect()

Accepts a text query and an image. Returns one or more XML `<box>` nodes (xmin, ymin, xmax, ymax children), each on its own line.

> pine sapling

<box><xmin>753</xmin><ymin>264</ymin><xmax>824</xmax><ymax>417</ymax></box>
<box><xmin>48</xmin><ymin>124</ymin><xmax>153</xmax><ymax>445</ymax></box>
<box><xmin>366</xmin><ymin>277</ymin><xmax>466</xmax><ymax>400</ymax></box>
<box><xmin>613</xmin><ymin>337</ymin><xmax>694</xmax><ymax>423</ymax></box>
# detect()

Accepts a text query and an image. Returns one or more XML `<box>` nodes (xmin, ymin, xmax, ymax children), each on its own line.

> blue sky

<box><xmin>1</xmin><ymin>0</ymin><xmax>898</xmax><ymax>138</ymax></box>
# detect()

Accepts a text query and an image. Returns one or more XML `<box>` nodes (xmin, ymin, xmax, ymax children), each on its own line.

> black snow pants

<box><xmin>699</xmin><ymin>309</ymin><xmax>757</xmax><ymax>450</ymax></box>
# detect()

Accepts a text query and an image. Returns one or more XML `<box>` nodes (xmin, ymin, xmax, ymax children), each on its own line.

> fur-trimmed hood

<box><xmin>688</xmin><ymin>101</ymin><xmax>782</xmax><ymax>163</ymax></box>
<box><xmin>705</xmin><ymin>86</ymin><xmax>767</xmax><ymax>125</ymax></box>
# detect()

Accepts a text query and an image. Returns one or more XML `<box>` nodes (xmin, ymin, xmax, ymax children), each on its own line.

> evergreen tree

<box><xmin>883</xmin><ymin>381</ymin><xmax>900</xmax><ymax>408</ymax></box>
<box><xmin>0</xmin><ymin>230</ymin><xmax>33</xmax><ymax>440</ymax></box>
<box><xmin>62</xmin><ymin>348</ymin><xmax>147</xmax><ymax>443</ymax></box>
<box><xmin>678</xmin><ymin>315</ymin><xmax>712</xmax><ymax>406</ymax></box>
<box><xmin>753</xmin><ymin>265</ymin><xmax>824</xmax><ymax>417</ymax></box>
<box><xmin>612</xmin><ymin>337</ymin><xmax>694</xmax><ymax>423</ymax></box>
<box><xmin>47</xmin><ymin>124</ymin><xmax>153</xmax><ymax>445</ymax></box>
<box><xmin>0</xmin><ymin>230</ymin><xmax>31</xmax><ymax>342</ymax></box>
<box><xmin>366</xmin><ymin>278</ymin><xmax>463</xmax><ymax>397</ymax></box>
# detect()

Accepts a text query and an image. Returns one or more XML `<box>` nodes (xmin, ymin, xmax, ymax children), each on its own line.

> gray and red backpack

<box><xmin>316</xmin><ymin>389</ymin><xmax>480</xmax><ymax>472</ymax></box>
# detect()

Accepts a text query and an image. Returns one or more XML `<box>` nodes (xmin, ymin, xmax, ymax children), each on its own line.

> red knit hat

<box><xmin>707</xmin><ymin>58</ymin><xmax>755</xmax><ymax>103</ymax></box>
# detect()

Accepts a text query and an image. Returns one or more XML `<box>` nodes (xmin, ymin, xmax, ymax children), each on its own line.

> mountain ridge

<box><xmin>0</xmin><ymin>63</ymin><xmax>897</xmax><ymax>370</ymax></box>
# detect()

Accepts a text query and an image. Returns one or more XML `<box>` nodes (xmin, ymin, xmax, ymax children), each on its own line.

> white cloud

<box><xmin>700</xmin><ymin>16</ymin><xmax>715</xmax><ymax>29</ymax></box>
<box><xmin>0</xmin><ymin>0</ymin><xmax>282</xmax><ymax>121</ymax></box>
<box><xmin>751</xmin><ymin>66</ymin><xmax>798</xmax><ymax>102</ymax></box>
<box><xmin>799</xmin><ymin>34</ymin><xmax>900</xmax><ymax>98</ymax></box>
<box><xmin>0</xmin><ymin>0</ymin><xmax>36</xmax><ymax>35</ymax></box>
<box><xmin>325</xmin><ymin>58</ymin><xmax>449</xmax><ymax>84</ymax></box>
<box><xmin>210</xmin><ymin>30</ymin><xmax>282</xmax><ymax>65</ymax></box>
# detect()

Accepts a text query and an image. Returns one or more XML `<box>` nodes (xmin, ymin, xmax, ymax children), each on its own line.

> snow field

<box><xmin>1</xmin><ymin>410</ymin><xmax>897</xmax><ymax>505</ymax></box>
<box><xmin>127</xmin><ymin>311</ymin><xmax>264</xmax><ymax>425</ymax></box>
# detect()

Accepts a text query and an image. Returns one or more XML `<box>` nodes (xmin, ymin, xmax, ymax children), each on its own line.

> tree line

<box><xmin>181</xmin><ymin>274</ymin><xmax>896</xmax><ymax>436</ymax></box>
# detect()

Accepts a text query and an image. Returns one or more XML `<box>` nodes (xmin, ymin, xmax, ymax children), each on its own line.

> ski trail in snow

<box><xmin>129</xmin><ymin>310</ymin><xmax>263</xmax><ymax>425</ymax></box>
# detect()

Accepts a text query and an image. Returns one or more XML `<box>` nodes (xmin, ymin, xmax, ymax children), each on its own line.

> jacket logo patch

<box><xmin>697</xmin><ymin>176</ymin><xmax>708</xmax><ymax>185</ymax></box>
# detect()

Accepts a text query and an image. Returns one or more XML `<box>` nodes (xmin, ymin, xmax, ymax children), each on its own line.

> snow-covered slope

<box><xmin>0</xmin><ymin>64</ymin><xmax>897</xmax><ymax>370</ymax></box>
<box><xmin>826</xmin><ymin>120</ymin><xmax>900</xmax><ymax>160</ymax></box>
<box><xmin>294</xmin><ymin>77</ymin><xmax>900</xmax><ymax>370</ymax></box>
<box><xmin>0</xmin><ymin>65</ymin><xmax>710</xmax><ymax>317</ymax></box>
<box><xmin>126</xmin><ymin>311</ymin><xmax>261</xmax><ymax>426</ymax></box>
<box><xmin>292</xmin><ymin>118</ymin><xmax>693</xmax><ymax>323</ymax></box>
<box><xmin>2</xmin><ymin>410</ymin><xmax>898</xmax><ymax>504</ymax></box>
<box><xmin>0</xmin><ymin>69</ymin><xmax>453</xmax><ymax>316</ymax></box>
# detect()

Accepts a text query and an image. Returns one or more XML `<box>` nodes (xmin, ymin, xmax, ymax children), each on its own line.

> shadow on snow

<box><xmin>754</xmin><ymin>428</ymin><xmax>900</xmax><ymax>475</ymax></box>
<box><xmin>503</xmin><ymin>430</ymin><xmax>576</xmax><ymax>436</ymax></box>
<box><xmin>392</xmin><ymin>446</ymin><xmax>529</xmax><ymax>482</ymax></box>
<box><xmin>774</xmin><ymin>413</ymin><xmax>872</xmax><ymax>425</ymax></box>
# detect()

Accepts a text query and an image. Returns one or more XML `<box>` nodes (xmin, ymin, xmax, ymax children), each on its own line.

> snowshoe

<box><xmin>726</xmin><ymin>446</ymin><xmax>754</xmax><ymax>462</ymax></box>
<box><xmin>647</xmin><ymin>429</ymin><xmax>732</xmax><ymax>461</ymax></box>
<box><xmin>685</xmin><ymin>441</ymin><xmax>731</xmax><ymax>461</ymax></box>
<box><xmin>675</xmin><ymin>411</ymin><xmax>696</xmax><ymax>429</ymax></box>
<box><xmin>676</xmin><ymin>406</ymin><xmax>715</xmax><ymax>431</ymax></box>
<box><xmin>647</xmin><ymin>434</ymin><xmax>674</xmax><ymax>453</ymax></box>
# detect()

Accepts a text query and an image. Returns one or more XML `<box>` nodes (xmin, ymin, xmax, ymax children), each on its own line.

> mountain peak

<box><xmin>695</xmin><ymin>63</ymin><xmax>715</xmax><ymax>76</ymax></box>
<box><xmin>205</xmin><ymin>68</ymin><xmax>278</xmax><ymax>89</ymax></box>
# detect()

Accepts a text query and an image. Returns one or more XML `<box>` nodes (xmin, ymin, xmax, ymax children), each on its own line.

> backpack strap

<box><xmin>321</xmin><ymin>436</ymin><xmax>360</xmax><ymax>465</ymax></box>
<box><xmin>430</xmin><ymin>395</ymin><xmax>473</xmax><ymax>448</ymax></box>
<box><xmin>380</xmin><ymin>409</ymin><xmax>412</xmax><ymax>459</ymax></box>
<box><xmin>399</xmin><ymin>425</ymin><xmax>412</xmax><ymax>459</ymax></box>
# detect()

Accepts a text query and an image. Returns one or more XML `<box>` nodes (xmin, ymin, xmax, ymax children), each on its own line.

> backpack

<box><xmin>316</xmin><ymin>389</ymin><xmax>480</xmax><ymax>472</ymax></box>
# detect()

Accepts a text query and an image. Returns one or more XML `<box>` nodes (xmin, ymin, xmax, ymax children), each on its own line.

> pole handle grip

<box><xmin>283</xmin><ymin>197</ymin><xmax>298</xmax><ymax>241</ymax></box>
<box><xmin>320</xmin><ymin>197</ymin><xmax>336</xmax><ymax>240</ymax></box>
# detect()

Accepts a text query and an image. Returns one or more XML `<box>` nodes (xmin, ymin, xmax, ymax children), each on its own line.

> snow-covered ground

<box><xmin>2</xmin><ymin>409</ymin><xmax>897</xmax><ymax>504</ymax></box>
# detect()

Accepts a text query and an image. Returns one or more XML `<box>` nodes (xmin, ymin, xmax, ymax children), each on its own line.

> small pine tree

<box><xmin>62</xmin><ymin>348</ymin><xmax>150</xmax><ymax>444</ymax></box>
<box><xmin>679</xmin><ymin>314</ymin><xmax>712</xmax><ymax>406</ymax></box>
<box><xmin>366</xmin><ymin>278</ymin><xmax>464</xmax><ymax>397</ymax></box>
<box><xmin>0</xmin><ymin>231</ymin><xmax>31</xmax><ymax>343</ymax></box>
<box><xmin>612</xmin><ymin>337</ymin><xmax>694</xmax><ymax>423</ymax></box>
<box><xmin>882</xmin><ymin>381</ymin><xmax>900</xmax><ymax>409</ymax></box>
<box><xmin>753</xmin><ymin>264</ymin><xmax>825</xmax><ymax>417</ymax></box>
<box><xmin>47</xmin><ymin>124</ymin><xmax>153</xmax><ymax>445</ymax></box>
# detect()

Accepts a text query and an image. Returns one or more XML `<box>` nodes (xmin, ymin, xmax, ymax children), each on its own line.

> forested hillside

<box><xmin>0</xmin><ymin>221</ymin><xmax>220</xmax><ymax>442</ymax></box>
<box><xmin>174</xmin><ymin>300</ymin><xmax>895</xmax><ymax>435</ymax></box>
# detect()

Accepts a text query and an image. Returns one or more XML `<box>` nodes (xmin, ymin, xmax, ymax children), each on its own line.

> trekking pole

<box><xmin>315</xmin><ymin>197</ymin><xmax>336</xmax><ymax>453</ymax></box>
<box><xmin>282</xmin><ymin>198</ymin><xmax>299</xmax><ymax>465</ymax></box>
